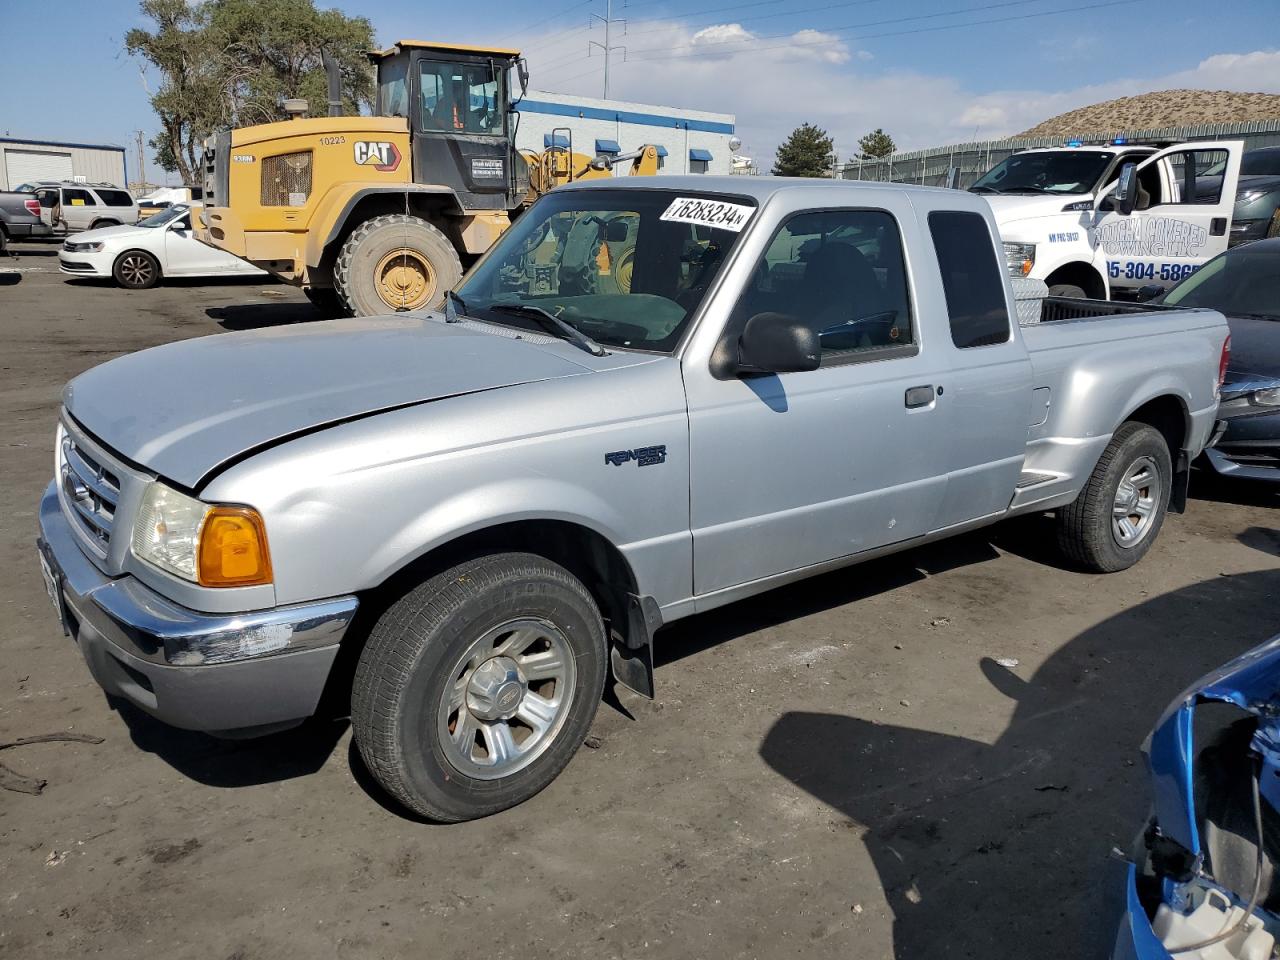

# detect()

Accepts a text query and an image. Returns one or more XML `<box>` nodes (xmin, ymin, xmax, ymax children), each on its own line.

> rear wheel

<box><xmin>1056</xmin><ymin>422</ymin><xmax>1172</xmax><ymax>572</ymax></box>
<box><xmin>90</xmin><ymin>219</ymin><xmax>120</xmax><ymax>230</ymax></box>
<box><xmin>333</xmin><ymin>214</ymin><xmax>462</xmax><ymax>317</ymax></box>
<box><xmin>1048</xmin><ymin>283</ymin><xmax>1087</xmax><ymax>299</ymax></box>
<box><xmin>303</xmin><ymin>285</ymin><xmax>350</xmax><ymax>319</ymax></box>
<box><xmin>112</xmin><ymin>250</ymin><xmax>160</xmax><ymax>289</ymax></box>
<box><xmin>351</xmin><ymin>552</ymin><xmax>607</xmax><ymax>821</ymax></box>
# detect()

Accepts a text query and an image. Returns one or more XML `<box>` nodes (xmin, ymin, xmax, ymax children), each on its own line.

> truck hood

<box><xmin>63</xmin><ymin>316</ymin><xmax>595</xmax><ymax>489</ymax></box>
<box><xmin>981</xmin><ymin>192</ymin><xmax>1092</xmax><ymax>226</ymax></box>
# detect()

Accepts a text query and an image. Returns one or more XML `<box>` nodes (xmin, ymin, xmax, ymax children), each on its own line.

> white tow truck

<box><xmin>971</xmin><ymin>139</ymin><xmax>1245</xmax><ymax>298</ymax></box>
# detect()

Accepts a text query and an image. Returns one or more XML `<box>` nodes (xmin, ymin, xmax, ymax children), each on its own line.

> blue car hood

<box><xmin>1148</xmin><ymin>633</ymin><xmax>1280</xmax><ymax>855</ymax></box>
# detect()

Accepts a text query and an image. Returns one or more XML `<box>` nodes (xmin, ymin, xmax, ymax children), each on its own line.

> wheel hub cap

<box><xmin>1112</xmin><ymin>455</ymin><xmax>1160</xmax><ymax>548</ymax></box>
<box><xmin>466</xmin><ymin>656</ymin><xmax>526</xmax><ymax>721</ymax></box>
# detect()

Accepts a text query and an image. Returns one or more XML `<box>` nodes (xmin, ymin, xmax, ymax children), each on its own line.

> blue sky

<box><xmin>1</xmin><ymin>0</ymin><xmax>1277</xmax><ymax>182</ymax></box>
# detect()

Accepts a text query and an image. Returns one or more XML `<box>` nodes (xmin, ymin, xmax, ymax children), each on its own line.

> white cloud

<box><xmin>524</xmin><ymin>27</ymin><xmax>1280</xmax><ymax>167</ymax></box>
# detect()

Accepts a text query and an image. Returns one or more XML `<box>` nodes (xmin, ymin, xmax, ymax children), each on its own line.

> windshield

<box><xmin>1163</xmin><ymin>243</ymin><xmax>1280</xmax><ymax>319</ymax></box>
<box><xmin>456</xmin><ymin>189</ymin><xmax>755</xmax><ymax>351</ymax></box>
<box><xmin>419</xmin><ymin>59</ymin><xmax>505</xmax><ymax>136</ymax></box>
<box><xmin>138</xmin><ymin>203</ymin><xmax>192</xmax><ymax>228</ymax></box>
<box><xmin>972</xmin><ymin>151</ymin><xmax>1115</xmax><ymax>195</ymax></box>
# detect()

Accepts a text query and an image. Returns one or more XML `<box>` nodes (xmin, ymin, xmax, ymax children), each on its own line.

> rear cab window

<box><xmin>95</xmin><ymin>190</ymin><xmax>135</xmax><ymax>207</ymax></box>
<box><xmin>927</xmin><ymin>210</ymin><xmax>1011</xmax><ymax>349</ymax></box>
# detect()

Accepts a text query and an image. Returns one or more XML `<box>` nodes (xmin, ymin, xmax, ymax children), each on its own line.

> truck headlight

<box><xmin>1003</xmin><ymin>241</ymin><xmax>1036</xmax><ymax>278</ymax></box>
<box><xmin>132</xmin><ymin>482</ymin><xmax>272</xmax><ymax>587</ymax></box>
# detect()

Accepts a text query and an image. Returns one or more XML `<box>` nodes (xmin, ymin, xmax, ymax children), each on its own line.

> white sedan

<box><xmin>58</xmin><ymin>203</ymin><xmax>265</xmax><ymax>289</ymax></box>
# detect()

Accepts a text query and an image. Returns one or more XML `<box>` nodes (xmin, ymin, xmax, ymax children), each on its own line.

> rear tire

<box><xmin>1048</xmin><ymin>283</ymin><xmax>1088</xmax><ymax>299</ymax></box>
<box><xmin>1056</xmin><ymin>422</ymin><xmax>1172</xmax><ymax>572</ymax></box>
<box><xmin>351</xmin><ymin>552</ymin><xmax>607</xmax><ymax>822</ymax></box>
<box><xmin>303</xmin><ymin>285</ymin><xmax>350</xmax><ymax>319</ymax></box>
<box><xmin>112</xmin><ymin>250</ymin><xmax>160</xmax><ymax>289</ymax></box>
<box><xmin>333</xmin><ymin>214</ymin><xmax>462</xmax><ymax>317</ymax></box>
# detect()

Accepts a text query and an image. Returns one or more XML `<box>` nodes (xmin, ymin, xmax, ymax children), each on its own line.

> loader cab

<box><xmin>371</xmin><ymin>40</ymin><xmax>528</xmax><ymax>212</ymax></box>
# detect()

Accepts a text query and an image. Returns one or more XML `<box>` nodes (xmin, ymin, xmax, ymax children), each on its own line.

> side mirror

<box><xmin>517</xmin><ymin>58</ymin><xmax>530</xmax><ymax>97</ymax></box>
<box><xmin>735</xmin><ymin>313</ymin><xmax>820</xmax><ymax>376</ymax></box>
<box><xmin>171</xmin><ymin>219</ymin><xmax>191</xmax><ymax>231</ymax></box>
<box><xmin>604</xmin><ymin>219</ymin><xmax>629</xmax><ymax>243</ymax></box>
<box><xmin>1136</xmin><ymin>283</ymin><xmax>1164</xmax><ymax>303</ymax></box>
<box><xmin>1113</xmin><ymin>162</ymin><xmax>1138</xmax><ymax>216</ymax></box>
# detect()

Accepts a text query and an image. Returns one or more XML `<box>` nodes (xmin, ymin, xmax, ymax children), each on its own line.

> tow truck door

<box><xmin>1092</xmin><ymin>140</ymin><xmax>1243</xmax><ymax>292</ymax></box>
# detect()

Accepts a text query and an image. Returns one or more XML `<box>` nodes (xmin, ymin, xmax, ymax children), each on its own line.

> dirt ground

<box><xmin>1</xmin><ymin>244</ymin><xmax>1278</xmax><ymax>960</ymax></box>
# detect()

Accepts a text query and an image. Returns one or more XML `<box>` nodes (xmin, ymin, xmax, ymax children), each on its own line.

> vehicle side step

<box><xmin>1016</xmin><ymin>471</ymin><xmax>1057</xmax><ymax>489</ymax></box>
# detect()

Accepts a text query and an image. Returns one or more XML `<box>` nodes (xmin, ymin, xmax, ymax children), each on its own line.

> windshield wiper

<box><xmin>970</xmin><ymin>185</ymin><xmax>1001</xmax><ymax>194</ymax></box>
<box><xmin>443</xmin><ymin>289</ymin><xmax>467</xmax><ymax>323</ymax></box>
<box><xmin>488</xmin><ymin>303</ymin><xmax>608</xmax><ymax>356</ymax></box>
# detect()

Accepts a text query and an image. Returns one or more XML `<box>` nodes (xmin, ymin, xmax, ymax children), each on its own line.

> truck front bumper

<box><xmin>37</xmin><ymin>483</ymin><xmax>357</xmax><ymax>736</ymax></box>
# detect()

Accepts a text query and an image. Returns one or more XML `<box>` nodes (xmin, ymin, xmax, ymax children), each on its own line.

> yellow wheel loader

<box><xmin>198</xmin><ymin>40</ymin><xmax>659</xmax><ymax>317</ymax></box>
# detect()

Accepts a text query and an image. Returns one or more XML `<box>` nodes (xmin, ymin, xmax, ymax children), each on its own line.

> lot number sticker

<box><xmin>660</xmin><ymin>197</ymin><xmax>754</xmax><ymax>232</ymax></box>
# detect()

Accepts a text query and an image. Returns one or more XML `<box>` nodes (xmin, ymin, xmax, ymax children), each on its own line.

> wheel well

<box><xmin>91</xmin><ymin>218</ymin><xmax>120</xmax><ymax>229</ymax></box>
<box><xmin>319</xmin><ymin>193</ymin><xmax>462</xmax><ymax>278</ymax></box>
<box><xmin>318</xmin><ymin>520</ymin><xmax>640</xmax><ymax>716</ymax></box>
<box><xmin>1045</xmin><ymin>262</ymin><xmax>1106</xmax><ymax>299</ymax></box>
<box><xmin>1123</xmin><ymin>395</ymin><xmax>1189</xmax><ymax>461</ymax></box>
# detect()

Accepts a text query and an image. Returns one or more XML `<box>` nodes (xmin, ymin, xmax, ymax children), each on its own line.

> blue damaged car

<box><xmin>1115</xmin><ymin>634</ymin><xmax>1280</xmax><ymax>959</ymax></box>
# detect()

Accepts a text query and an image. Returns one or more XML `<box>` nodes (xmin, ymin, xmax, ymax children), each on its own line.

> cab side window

<box><xmin>62</xmin><ymin>188</ymin><xmax>96</xmax><ymax>207</ymax></box>
<box><xmin>730</xmin><ymin>209</ymin><xmax>914</xmax><ymax>363</ymax></box>
<box><xmin>927</xmin><ymin>210</ymin><xmax>1010</xmax><ymax>349</ymax></box>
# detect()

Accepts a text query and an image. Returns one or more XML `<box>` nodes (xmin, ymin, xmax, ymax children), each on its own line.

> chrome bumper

<box><xmin>37</xmin><ymin>482</ymin><xmax>357</xmax><ymax>735</ymax></box>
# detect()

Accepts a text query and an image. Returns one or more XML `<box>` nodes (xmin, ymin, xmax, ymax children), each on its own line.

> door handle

<box><xmin>1210</xmin><ymin>217</ymin><xmax>1228</xmax><ymax>236</ymax></box>
<box><xmin>905</xmin><ymin>385</ymin><xmax>935</xmax><ymax>408</ymax></box>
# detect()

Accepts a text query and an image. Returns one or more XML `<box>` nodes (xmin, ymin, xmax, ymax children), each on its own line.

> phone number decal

<box><xmin>660</xmin><ymin>197</ymin><xmax>755</xmax><ymax>232</ymax></box>
<box><xmin>1107</xmin><ymin>261</ymin><xmax>1201</xmax><ymax>282</ymax></box>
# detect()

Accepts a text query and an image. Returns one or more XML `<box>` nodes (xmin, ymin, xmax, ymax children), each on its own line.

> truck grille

<box><xmin>59</xmin><ymin>428</ymin><xmax>121</xmax><ymax>555</ymax></box>
<box><xmin>261</xmin><ymin>151</ymin><xmax>313</xmax><ymax>207</ymax></box>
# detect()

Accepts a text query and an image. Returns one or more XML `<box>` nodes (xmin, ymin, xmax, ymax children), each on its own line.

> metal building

<box><xmin>513</xmin><ymin>90</ymin><xmax>736</xmax><ymax>176</ymax></box>
<box><xmin>0</xmin><ymin>137</ymin><xmax>128</xmax><ymax>191</ymax></box>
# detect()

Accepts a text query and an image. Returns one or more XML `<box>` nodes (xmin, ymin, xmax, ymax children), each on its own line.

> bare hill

<box><xmin>1017</xmin><ymin>89</ymin><xmax>1280</xmax><ymax>137</ymax></box>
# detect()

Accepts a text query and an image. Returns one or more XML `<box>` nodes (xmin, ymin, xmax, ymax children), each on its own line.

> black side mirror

<box><xmin>1136</xmin><ymin>283</ymin><xmax>1164</xmax><ymax>303</ymax></box>
<box><xmin>1113</xmin><ymin>162</ymin><xmax>1138</xmax><ymax>216</ymax></box>
<box><xmin>604</xmin><ymin>220</ymin><xmax>629</xmax><ymax>243</ymax></box>
<box><xmin>735</xmin><ymin>313</ymin><xmax>820</xmax><ymax>376</ymax></box>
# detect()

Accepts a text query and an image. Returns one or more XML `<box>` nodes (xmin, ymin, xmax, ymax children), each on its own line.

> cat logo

<box><xmin>353</xmin><ymin>141</ymin><xmax>402</xmax><ymax>172</ymax></box>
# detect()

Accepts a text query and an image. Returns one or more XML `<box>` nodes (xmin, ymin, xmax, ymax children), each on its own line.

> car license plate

<box><xmin>38</xmin><ymin>547</ymin><xmax>69</xmax><ymax>637</ymax></box>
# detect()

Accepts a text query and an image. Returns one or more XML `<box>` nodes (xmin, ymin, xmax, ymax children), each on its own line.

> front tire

<box><xmin>112</xmin><ymin>250</ymin><xmax>160</xmax><ymax>289</ymax></box>
<box><xmin>333</xmin><ymin>214</ymin><xmax>462</xmax><ymax>317</ymax></box>
<box><xmin>1056</xmin><ymin>422</ymin><xmax>1172</xmax><ymax>572</ymax></box>
<box><xmin>351</xmin><ymin>552</ymin><xmax>607</xmax><ymax>821</ymax></box>
<box><xmin>1048</xmin><ymin>283</ymin><xmax>1088</xmax><ymax>299</ymax></box>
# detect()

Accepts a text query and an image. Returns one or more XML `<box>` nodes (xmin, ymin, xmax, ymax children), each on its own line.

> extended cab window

<box><xmin>928</xmin><ymin>210</ymin><xmax>1010</xmax><ymax>349</ymax></box>
<box><xmin>732</xmin><ymin>209</ymin><xmax>913</xmax><ymax>362</ymax></box>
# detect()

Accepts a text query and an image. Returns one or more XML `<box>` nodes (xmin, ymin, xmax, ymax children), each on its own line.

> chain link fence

<box><xmin>842</xmin><ymin>120</ymin><xmax>1280</xmax><ymax>187</ymax></box>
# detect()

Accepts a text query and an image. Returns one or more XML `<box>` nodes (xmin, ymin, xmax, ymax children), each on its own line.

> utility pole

<box><xmin>590</xmin><ymin>0</ymin><xmax>626</xmax><ymax>99</ymax></box>
<box><xmin>133</xmin><ymin>130</ymin><xmax>147</xmax><ymax>190</ymax></box>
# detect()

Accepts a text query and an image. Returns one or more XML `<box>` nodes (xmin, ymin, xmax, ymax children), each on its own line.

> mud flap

<box><xmin>609</xmin><ymin>593</ymin><xmax>661</xmax><ymax>700</ymax></box>
<box><xmin>1170</xmin><ymin>449</ymin><xmax>1192</xmax><ymax>514</ymax></box>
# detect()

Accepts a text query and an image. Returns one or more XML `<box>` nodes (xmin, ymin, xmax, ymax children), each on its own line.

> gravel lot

<box><xmin>2</xmin><ymin>244</ymin><xmax>1278</xmax><ymax>959</ymax></box>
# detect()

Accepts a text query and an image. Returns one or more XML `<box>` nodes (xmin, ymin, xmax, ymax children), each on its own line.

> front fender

<box><xmin>305</xmin><ymin>183</ymin><xmax>465</xmax><ymax>267</ymax></box>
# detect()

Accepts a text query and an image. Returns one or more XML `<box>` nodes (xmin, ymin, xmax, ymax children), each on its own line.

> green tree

<box><xmin>127</xmin><ymin>0</ymin><xmax>375</xmax><ymax>184</ymax></box>
<box><xmin>772</xmin><ymin>123</ymin><xmax>836</xmax><ymax>178</ymax></box>
<box><xmin>858</xmin><ymin>128</ymin><xmax>896</xmax><ymax>159</ymax></box>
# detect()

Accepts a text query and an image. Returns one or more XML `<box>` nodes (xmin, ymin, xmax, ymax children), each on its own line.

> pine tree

<box><xmin>858</xmin><ymin>128</ymin><xmax>897</xmax><ymax>159</ymax></box>
<box><xmin>772</xmin><ymin>123</ymin><xmax>836</xmax><ymax>178</ymax></box>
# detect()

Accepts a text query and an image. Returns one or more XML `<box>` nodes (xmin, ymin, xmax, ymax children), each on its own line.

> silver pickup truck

<box><xmin>36</xmin><ymin>177</ymin><xmax>1229</xmax><ymax>821</ymax></box>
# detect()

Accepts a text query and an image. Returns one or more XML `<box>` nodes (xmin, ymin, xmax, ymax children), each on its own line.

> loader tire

<box><xmin>333</xmin><ymin>214</ymin><xmax>462</xmax><ymax>317</ymax></box>
<box><xmin>1056</xmin><ymin>422</ymin><xmax>1172</xmax><ymax>573</ymax></box>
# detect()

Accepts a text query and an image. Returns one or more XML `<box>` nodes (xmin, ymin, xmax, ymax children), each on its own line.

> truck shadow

<box><xmin>758</xmin><ymin>568</ymin><xmax>1280</xmax><ymax>960</ymax></box>
<box><xmin>206</xmin><ymin>302</ymin><xmax>323</xmax><ymax>330</ymax></box>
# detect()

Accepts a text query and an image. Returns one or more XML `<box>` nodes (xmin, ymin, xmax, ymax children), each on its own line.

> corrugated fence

<box><xmin>841</xmin><ymin>120</ymin><xmax>1280</xmax><ymax>187</ymax></box>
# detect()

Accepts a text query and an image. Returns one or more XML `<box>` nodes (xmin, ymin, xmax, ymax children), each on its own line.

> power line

<box><xmin>491</xmin><ymin>0</ymin><xmax>596</xmax><ymax>43</ymax></box>
<box><xmin>623</xmin><ymin>0</ymin><xmax>883</xmax><ymax>37</ymax></box>
<box><xmin>623</xmin><ymin>0</ymin><xmax>1133</xmax><ymax>60</ymax></box>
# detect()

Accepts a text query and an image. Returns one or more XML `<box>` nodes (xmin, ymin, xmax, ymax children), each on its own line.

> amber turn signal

<box><xmin>197</xmin><ymin>506</ymin><xmax>273</xmax><ymax>587</ymax></box>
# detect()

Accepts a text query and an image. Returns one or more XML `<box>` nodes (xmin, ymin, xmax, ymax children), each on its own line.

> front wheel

<box><xmin>333</xmin><ymin>214</ymin><xmax>462</xmax><ymax>317</ymax></box>
<box><xmin>351</xmin><ymin>552</ymin><xmax>607</xmax><ymax>821</ymax></box>
<box><xmin>1056</xmin><ymin>422</ymin><xmax>1172</xmax><ymax>572</ymax></box>
<box><xmin>1048</xmin><ymin>283</ymin><xmax>1087</xmax><ymax>299</ymax></box>
<box><xmin>112</xmin><ymin>250</ymin><xmax>160</xmax><ymax>289</ymax></box>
